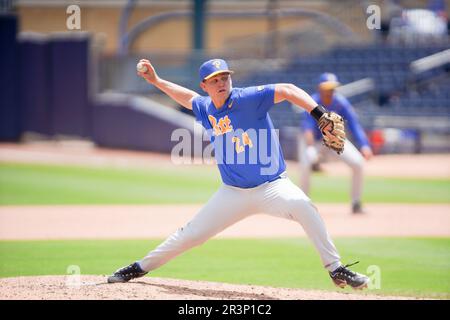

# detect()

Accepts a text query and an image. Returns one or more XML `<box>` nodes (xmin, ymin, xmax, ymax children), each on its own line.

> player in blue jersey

<box><xmin>107</xmin><ymin>59</ymin><xmax>370</xmax><ymax>290</ymax></box>
<box><xmin>298</xmin><ymin>73</ymin><xmax>373</xmax><ymax>214</ymax></box>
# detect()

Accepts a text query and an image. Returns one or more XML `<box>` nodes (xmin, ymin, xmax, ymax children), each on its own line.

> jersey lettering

<box><xmin>208</xmin><ymin>115</ymin><xmax>233</xmax><ymax>136</ymax></box>
<box><xmin>232</xmin><ymin>131</ymin><xmax>254</xmax><ymax>153</ymax></box>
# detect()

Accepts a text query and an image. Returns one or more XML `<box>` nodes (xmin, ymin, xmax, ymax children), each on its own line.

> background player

<box><xmin>297</xmin><ymin>73</ymin><xmax>373</xmax><ymax>214</ymax></box>
<box><xmin>107</xmin><ymin>59</ymin><xmax>370</xmax><ymax>290</ymax></box>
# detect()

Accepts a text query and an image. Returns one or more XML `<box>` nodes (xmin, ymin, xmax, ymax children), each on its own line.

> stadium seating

<box><xmin>233</xmin><ymin>44</ymin><xmax>450</xmax><ymax>130</ymax></box>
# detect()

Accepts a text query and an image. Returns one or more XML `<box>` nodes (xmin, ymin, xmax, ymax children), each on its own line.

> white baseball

<box><xmin>137</xmin><ymin>62</ymin><xmax>148</xmax><ymax>73</ymax></box>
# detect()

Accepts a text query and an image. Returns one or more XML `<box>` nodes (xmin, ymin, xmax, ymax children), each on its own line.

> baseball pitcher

<box><xmin>107</xmin><ymin>59</ymin><xmax>370</xmax><ymax>290</ymax></box>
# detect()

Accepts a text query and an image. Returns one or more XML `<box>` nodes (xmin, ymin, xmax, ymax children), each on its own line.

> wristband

<box><xmin>310</xmin><ymin>105</ymin><xmax>328</xmax><ymax>121</ymax></box>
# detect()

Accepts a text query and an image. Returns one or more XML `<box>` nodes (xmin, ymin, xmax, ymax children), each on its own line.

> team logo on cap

<box><xmin>212</xmin><ymin>60</ymin><xmax>221</xmax><ymax>69</ymax></box>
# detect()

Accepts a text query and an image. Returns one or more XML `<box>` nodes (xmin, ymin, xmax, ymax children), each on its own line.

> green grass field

<box><xmin>0</xmin><ymin>238</ymin><xmax>449</xmax><ymax>299</ymax></box>
<box><xmin>1</xmin><ymin>162</ymin><xmax>449</xmax><ymax>204</ymax></box>
<box><xmin>1</xmin><ymin>161</ymin><xmax>449</xmax><ymax>299</ymax></box>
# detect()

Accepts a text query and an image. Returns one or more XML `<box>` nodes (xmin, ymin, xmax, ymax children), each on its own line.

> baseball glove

<box><xmin>318</xmin><ymin>112</ymin><xmax>346</xmax><ymax>154</ymax></box>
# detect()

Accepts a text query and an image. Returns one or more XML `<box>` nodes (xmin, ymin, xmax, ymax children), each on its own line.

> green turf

<box><xmin>0</xmin><ymin>162</ymin><xmax>449</xmax><ymax>205</ymax></box>
<box><xmin>308</xmin><ymin>175</ymin><xmax>450</xmax><ymax>203</ymax></box>
<box><xmin>0</xmin><ymin>238</ymin><xmax>448</xmax><ymax>299</ymax></box>
<box><xmin>0</xmin><ymin>162</ymin><xmax>221</xmax><ymax>204</ymax></box>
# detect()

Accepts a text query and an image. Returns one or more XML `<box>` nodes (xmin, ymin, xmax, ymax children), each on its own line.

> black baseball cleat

<box><xmin>352</xmin><ymin>202</ymin><xmax>366</xmax><ymax>214</ymax></box>
<box><xmin>329</xmin><ymin>261</ymin><xmax>370</xmax><ymax>290</ymax></box>
<box><xmin>311</xmin><ymin>162</ymin><xmax>322</xmax><ymax>172</ymax></box>
<box><xmin>107</xmin><ymin>262</ymin><xmax>148</xmax><ymax>283</ymax></box>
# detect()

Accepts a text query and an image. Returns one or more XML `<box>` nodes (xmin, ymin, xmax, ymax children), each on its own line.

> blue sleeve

<box><xmin>337</xmin><ymin>95</ymin><xmax>370</xmax><ymax>148</ymax></box>
<box><xmin>240</xmin><ymin>84</ymin><xmax>276</xmax><ymax>118</ymax></box>
<box><xmin>191</xmin><ymin>96</ymin><xmax>209</xmax><ymax>129</ymax></box>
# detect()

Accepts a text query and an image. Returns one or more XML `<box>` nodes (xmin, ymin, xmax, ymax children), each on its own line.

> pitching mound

<box><xmin>0</xmin><ymin>275</ymin><xmax>415</xmax><ymax>300</ymax></box>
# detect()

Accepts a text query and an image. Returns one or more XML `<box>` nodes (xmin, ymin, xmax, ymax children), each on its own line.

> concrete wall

<box><xmin>17</xmin><ymin>0</ymin><xmax>367</xmax><ymax>54</ymax></box>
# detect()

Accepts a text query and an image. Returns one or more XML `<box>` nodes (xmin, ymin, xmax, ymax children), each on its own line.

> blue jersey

<box><xmin>302</xmin><ymin>93</ymin><xmax>370</xmax><ymax>149</ymax></box>
<box><xmin>191</xmin><ymin>85</ymin><xmax>286</xmax><ymax>188</ymax></box>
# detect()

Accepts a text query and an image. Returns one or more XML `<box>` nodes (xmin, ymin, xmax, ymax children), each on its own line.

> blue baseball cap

<box><xmin>318</xmin><ymin>73</ymin><xmax>340</xmax><ymax>90</ymax></box>
<box><xmin>199</xmin><ymin>59</ymin><xmax>234</xmax><ymax>81</ymax></box>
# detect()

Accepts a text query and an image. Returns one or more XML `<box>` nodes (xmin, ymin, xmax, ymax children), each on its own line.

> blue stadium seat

<box><xmin>235</xmin><ymin>43</ymin><xmax>450</xmax><ymax>126</ymax></box>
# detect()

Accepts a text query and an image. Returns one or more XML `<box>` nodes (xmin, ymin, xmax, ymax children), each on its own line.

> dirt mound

<box><xmin>0</xmin><ymin>275</ymin><xmax>415</xmax><ymax>300</ymax></box>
